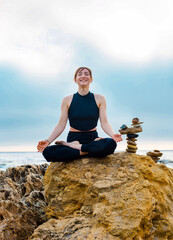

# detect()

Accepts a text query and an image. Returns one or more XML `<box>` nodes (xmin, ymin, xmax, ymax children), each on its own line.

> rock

<box><xmin>133</xmin><ymin>125</ymin><xmax>141</xmax><ymax>128</ymax></box>
<box><xmin>126</xmin><ymin>138</ymin><xmax>137</xmax><ymax>141</ymax></box>
<box><xmin>0</xmin><ymin>164</ymin><xmax>48</xmax><ymax>240</ymax></box>
<box><xmin>127</xmin><ymin>145</ymin><xmax>138</xmax><ymax>150</ymax></box>
<box><xmin>147</xmin><ymin>152</ymin><xmax>163</xmax><ymax>158</ymax></box>
<box><xmin>146</xmin><ymin>151</ymin><xmax>163</xmax><ymax>163</ymax></box>
<box><xmin>152</xmin><ymin>157</ymin><xmax>160</xmax><ymax>163</ymax></box>
<box><xmin>119</xmin><ymin>126</ymin><xmax>142</xmax><ymax>135</ymax></box>
<box><xmin>131</xmin><ymin>122</ymin><xmax>143</xmax><ymax>126</ymax></box>
<box><xmin>131</xmin><ymin>118</ymin><xmax>143</xmax><ymax>126</ymax></box>
<box><xmin>127</xmin><ymin>141</ymin><xmax>137</xmax><ymax>146</ymax></box>
<box><xmin>126</xmin><ymin>149</ymin><xmax>137</xmax><ymax>153</ymax></box>
<box><xmin>29</xmin><ymin>217</ymin><xmax>116</xmax><ymax>240</ymax></box>
<box><xmin>120</xmin><ymin>124</ymin><xmax>128</xmax><ymax>130</ymax></box>
<box><xmin>30</xmin><ymin>153</ymin><xmax>173</xmax><ymax>240</ymax></box>
<box><xmin>132</xmin><ymin>118</ymin><xmax>139</xmax><ymax>124</ymax></box>
<box><xmin>127</xmin><ymin>134</ymin><xmax>139</xmax><ymax>139</ymax></box>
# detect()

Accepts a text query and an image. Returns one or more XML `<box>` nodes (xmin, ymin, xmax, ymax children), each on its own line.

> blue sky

<box><xmin>0</xmin><ymin>0</ymin><xmax>173</xmax><ymax>151</ymax></box>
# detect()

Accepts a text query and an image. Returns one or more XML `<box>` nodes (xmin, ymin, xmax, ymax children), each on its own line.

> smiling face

<box><xmin>74</xmin><ymin>68</ymin><xmax>93</xmax><ymax>86</ymax></box>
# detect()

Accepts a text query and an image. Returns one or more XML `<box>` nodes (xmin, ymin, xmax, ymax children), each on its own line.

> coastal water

<box><xmin>0</xmin><ymin>150</ymin><xmax>173</xmax><ymax>171</ymax></box>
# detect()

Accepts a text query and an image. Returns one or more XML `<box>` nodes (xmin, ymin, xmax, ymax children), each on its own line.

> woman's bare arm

<box><xmin>99</xmin><ymin>95</ymin><xmax>122</xmax><ymax>142</ymax></box>
<box><xmin>46</xmin><ymin>96</ymin><xmax>69</xmax><ymax>144</ymax></box>
<box><xmin>99</xmin><ymin>95</ymin><xmax>116</xmax><ymax>137</ymax></box>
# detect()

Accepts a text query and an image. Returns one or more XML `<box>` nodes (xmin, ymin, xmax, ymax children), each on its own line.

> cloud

<box><xmin>0</xmin><ymin>0</ymin><xmax>74</xmax><ymax>78</ymax></box>
<box><xmin>0</xmin><ymin>0</ymin><xmax>173</xmax><ymax>78</ymax></box>
<box><xmin>52</xmin><ymin>0</ymin><xmax>173</xmax><ymax>64</ymax></box>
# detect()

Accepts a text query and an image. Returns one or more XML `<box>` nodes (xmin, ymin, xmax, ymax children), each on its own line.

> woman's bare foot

<box><xmin>55</xmin><ymin>140</ymin><xmax>88</xmax><ymax>155</ymax></box>
<box><xmin>55</xmin><ymin>140</ymin><xmax>66</xmax><ymax>145</ymax></box>
<box><xmin>66</xmin><ymin>141</ymin><xmax>82</xmax><ymax>150</ymax></box>
<box><xmin>94</xmin><ymin>137</ymin><xmax>104</xmax><ymax>141</ymax></box>
<box><xmin>55</xmin><ymin>140</ymin><xmax>80</xmax><ymax>150</ymax></box>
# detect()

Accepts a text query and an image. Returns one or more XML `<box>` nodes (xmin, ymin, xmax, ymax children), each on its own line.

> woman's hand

<box><xmin>37</xmin><ymin>140</ymin><xmax>50</xmax><ymax>153</ymax></box>
<box><xmin>112</xmin><ymin>134</ymin><xmax>122</xmax><ymax>142</ymax></box>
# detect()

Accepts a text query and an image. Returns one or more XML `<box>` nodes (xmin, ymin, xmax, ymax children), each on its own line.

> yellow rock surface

<box><xmin>30</xmin><ymin>152</ymin><xmax>173</xmax><ymax>240</ymax></box>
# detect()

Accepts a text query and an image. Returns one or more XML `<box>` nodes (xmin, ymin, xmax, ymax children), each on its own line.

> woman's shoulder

<box><xmin>63</xmin><ymin>94</ymin><xmax>73</xmax><ymax>101</ymax></box>
<box><xmin>93</xmin><ymin>93</ymin><xmax>106</xmax><ymax>107</ymax></box>
<box><xmin>62</xmin><ymin>94</ymin><xmax>74</xmax><ymax>108</ymax></box>
<box><xmin>93</xmin><ymin>93</ymin><xmax>105</xmax><ymax>101</ymax></box>
<box><xmin>94</xmin><ymin>93</ymin><xmax>104</xmax><ymax>97</ymax></box>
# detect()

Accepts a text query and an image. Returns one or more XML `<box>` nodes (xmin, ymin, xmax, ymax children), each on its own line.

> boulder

<box><xmin>30</xmin><ymin>153</ymin><xmax>173</xmax><ymax>240</ymax></box>
<box><xmin>0</xmin><ymin>164</ymin><xmax>48</xmax><ymax>240</ymax></box>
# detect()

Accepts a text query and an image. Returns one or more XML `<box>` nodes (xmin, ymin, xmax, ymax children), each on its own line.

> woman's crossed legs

<box><xmin>55</xmin><ymin>137</ymin><xmax>103</xmax><ymax>156</ymax></box>
<box><xmin>42</xmin><ymin>138</ymin><xmax>117</xmax><ymax>162</ymax></box>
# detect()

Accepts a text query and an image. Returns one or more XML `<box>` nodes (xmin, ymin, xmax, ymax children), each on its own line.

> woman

<box><xmin>37</xmin><ymin>67</ymin><xmax>122</xmax><ymax>162</ymax></box>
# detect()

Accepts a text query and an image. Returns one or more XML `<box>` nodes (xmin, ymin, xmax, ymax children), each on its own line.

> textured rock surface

<box><xmin>30</xmin><ymin>153</ymin><xmax>173</xmax><ymax>240</ymax></box>
<box><xmin>0</xmin><ymin>164</ymin><xmax>48</xmax><ymax>240</ymax></box>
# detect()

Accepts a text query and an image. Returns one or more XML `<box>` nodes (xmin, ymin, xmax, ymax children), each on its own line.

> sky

<box><xmin>0</xmin><ymin>0</ymin><xmax>173</xmax><ymax>151</ymax></box>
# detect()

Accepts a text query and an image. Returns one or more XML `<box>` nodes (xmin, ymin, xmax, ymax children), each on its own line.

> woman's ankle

<box><xmin>80</xmin><ymin>151</ymin><xmax>88</xmax><ymax>156</ymax></box>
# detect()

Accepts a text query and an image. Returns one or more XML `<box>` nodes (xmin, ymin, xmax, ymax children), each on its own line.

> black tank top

<box><xmin>68</xmin><ymin>91</ymin><xmax>99</xmax><ymax>131</ymax></box>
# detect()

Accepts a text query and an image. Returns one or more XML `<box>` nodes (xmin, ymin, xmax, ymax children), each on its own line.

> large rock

<box><xmin>30</xmin><ymin>153</ymin><xmax>173</xmax><ymax>240</ymax></box>
<box><xmin>0</xmin><ymin>164</ymin><xmax>48</xmax><ymax>240</ymax></box>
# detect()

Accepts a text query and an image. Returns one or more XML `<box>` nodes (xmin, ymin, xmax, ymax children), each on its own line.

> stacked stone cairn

<box><xmin>119</xmin><ymin>118</ymin><xmax>143</xmax><ymax>153</ymax></box>
<box><xmin>146</xmin><ymin>150</ymin><xmax>163</xmax><ymax>163</ymax></box>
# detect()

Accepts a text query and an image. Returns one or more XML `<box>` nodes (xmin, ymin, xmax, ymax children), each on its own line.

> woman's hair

<box><xmin>73</xmin><ymin>67</ymin><xmax>93</xmax><ymax>82</ymax></box>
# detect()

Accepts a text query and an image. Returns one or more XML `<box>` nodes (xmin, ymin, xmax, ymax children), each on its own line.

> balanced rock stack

<box><xmin>146</xmin><ymin>150</ymin><xmax>163</xmax><ymax>163</ymax></box>
<box><xmin>119</xmin><ymin>118</ymin><xmax>143</xmax><ymax>153</ymax></box>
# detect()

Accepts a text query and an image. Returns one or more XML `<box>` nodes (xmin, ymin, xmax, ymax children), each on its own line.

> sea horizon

<box><xmin>0</xmin><ymin>150</ymin><xmax>173</xmax><ymax>171</ymax></box>
<box><xmin>0</xmin><ymin>149</ymin><xmax>173</xmax><ymax>153</ymax></box>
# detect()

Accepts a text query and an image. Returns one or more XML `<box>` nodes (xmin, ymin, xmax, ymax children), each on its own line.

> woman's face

<box><xmin>75</xmin><ymin>68</ymin><xmax>92</xmax><ymax>86</ymax></box>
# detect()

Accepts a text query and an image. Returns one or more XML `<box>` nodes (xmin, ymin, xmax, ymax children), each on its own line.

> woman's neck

<box><xmin>77</xmin><ymin>87</ymin><xmax>90</xmax><ymax>96</ymax></box>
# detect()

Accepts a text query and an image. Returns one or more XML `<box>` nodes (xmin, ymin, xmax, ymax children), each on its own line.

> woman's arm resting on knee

<box><xmin>43</xmin><ymin>96</ymin><xmax>69</xmax><ymax>144</ymax></box>
<box><xmin>99</xmin><ymin>95</ymin><xmax>122</xmax><ymax>142</ymax></box>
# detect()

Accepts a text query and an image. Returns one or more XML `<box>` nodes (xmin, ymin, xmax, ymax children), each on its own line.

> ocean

<box><xmin>0</xmin><ymin>150</ymin><xmax>173</xmax><ymax>171</ymax></box>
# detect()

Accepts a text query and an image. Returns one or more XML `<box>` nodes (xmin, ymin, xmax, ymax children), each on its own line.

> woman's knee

<box><xmin>92</xmin><ymin>138</ymin><xmax>117</xmax><ymax>155</ymax></box>
<box><xmin>104</xmin><ymin>138</ymin><xmax>117</xmax><ymax>154</ymax></box>
<box><xmin>42</xmin><ymin>146</ymin><xmax>51</xmax><ymax>161</ymax></box>
<box><xmin>43</xmin><ymin>145</ymin><xmax>66</xmax><ymax>161</ymax></box>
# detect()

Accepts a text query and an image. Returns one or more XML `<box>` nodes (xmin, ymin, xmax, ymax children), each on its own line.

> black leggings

<box><xmin>42</xmin><ymin>130</ymin><xmax>117</xmax><ymax>162</ymax></box>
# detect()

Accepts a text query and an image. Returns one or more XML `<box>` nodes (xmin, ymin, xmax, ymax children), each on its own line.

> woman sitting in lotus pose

<box><xmin>37</xmin><ymin>67</ymin><xmax>122</xmax><ymax>162</ymax></box>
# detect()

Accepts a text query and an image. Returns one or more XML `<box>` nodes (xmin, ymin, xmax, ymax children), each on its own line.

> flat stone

<box><xmin>127</xmin><ymin>145</ymin><xmax>138</xmax><ymax>150</ymax></box>
<box><xmin>132</xmin><ymin>118</ymin><xmax>139</xmax><ymax>124</ymax></box>
<box><xmin>151</xmin><ymin>157</ymin><xmax>160</xmax><ymax>163</ymax></box>
<box><xmin>126</xmin><ymin>138</ymin><xmax>137</xmax><ymax>141</ymax></box>
<box><xmin>119</xmin><ymin>126</ymin><xmax>142</xmax><ymax>135</ymax></box>
<box><xmin>152</xmin><ymin>157</ymin><xmax>160</xmax><ymax>160</ymax></box>
<box><xmin>127</xmin><ymin>134</ymin><xmax>139</xmax><ymax>139</ymax></box>
<box><xmin>126</xmin><ymin>149</ymin><xmax>136</xmax><ymax>153</ymax></box>
<box><xmin>131</xmin><ymin>122</ymin><xmax>143</xmax><ymax>126</ymax></box>
<box><xmin>133</xmin><ymin>125</ymin><xmax>141</xmax><ymax>128</ymax></box>
<box><xmin>127</xmin><ymin>141</ymin><xmax>137</xmax><ymax>145</ymax></box>
<box><xmin>146</xmin><ymin>151</ymin><xmax>163</xmax><ymax>157</ymax></box>
<box><xmin>120</xmin><ymin>124</ymin><xmax>128</xmax><ymax>130</ymax></box>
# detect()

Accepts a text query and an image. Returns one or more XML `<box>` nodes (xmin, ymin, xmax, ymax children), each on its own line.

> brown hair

<box><xmin>73</xmin><ymin>67</ymin><xmax>93</xmax><ymax>82</ymax></box>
